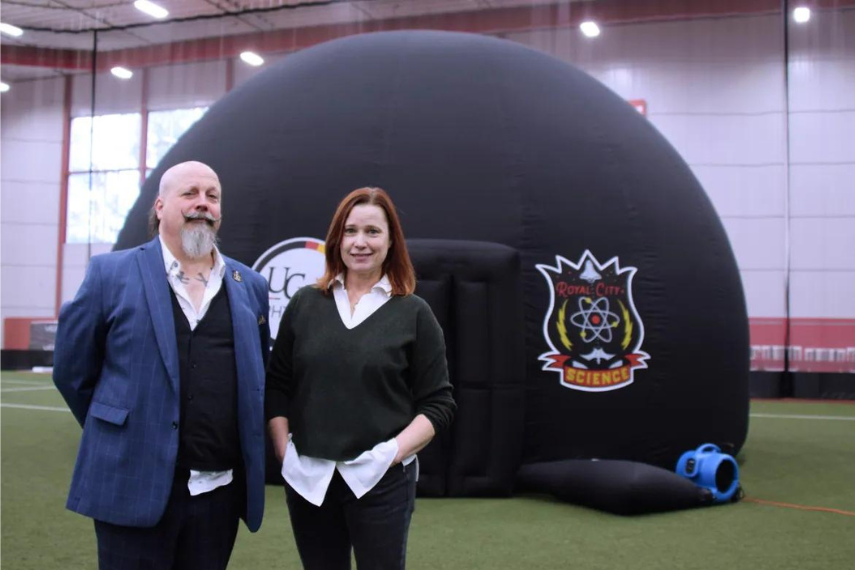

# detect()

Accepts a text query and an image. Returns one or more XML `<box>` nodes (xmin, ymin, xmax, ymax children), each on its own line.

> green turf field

<box><xmin>2</xmin><ymin>370</ymin><xmax>854</xmax><ymax>569</ymax></box>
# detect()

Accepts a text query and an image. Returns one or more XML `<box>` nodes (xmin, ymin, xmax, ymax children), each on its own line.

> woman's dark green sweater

<box><xmin>265</xmin><ymin>286</ymin><xmax>456</xmax><ymax>461</ymax></box>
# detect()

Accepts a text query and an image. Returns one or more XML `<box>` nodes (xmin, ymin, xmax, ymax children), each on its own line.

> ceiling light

<box><xmin>793</xmin><ymin>7</ymin><xmax>811</xmax><ymax>23</ymax></box>
<box><xmin>580</xmin><ymin>21</ymin><xmax>601</xmax><ymax>38</ymax></box>
<box><xmin>0</xmin><ymin>82</ymin><xmax>10</xmax><ymax>93</ymax></box>
<box><xmin>134</xmin><ymin>0</ymin><xmax>169</xmax><ymax>19</ymax></box>
<box><xmin>240</xmin><ymin>51</ymin><xmax>265</xmax><ymax>67</ymax></box>
<box><xmin>111</xmin><ymin>66</ymin><xmax>134</xmax><ymax>80</ymax></box>
<box><xmin>0</xmin><ymin>22</ymin><xmax>24</xmax><ymax>37</ymax></box>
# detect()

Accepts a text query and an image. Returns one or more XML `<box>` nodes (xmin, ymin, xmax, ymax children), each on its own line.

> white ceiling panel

<box><xmin>354</xmin><ymin>0</ymin><xmax>481</xmax><ymax>19</ymax></box>
<box><xmin>260</xmin><ymin>3</ymin><xmax>371</xmax><ymax>29</ymax></box>
<box><xmin>144</xmin><ymin>0</ymin><xmax>229</xmax><ymax>19</ymax></box>
<box><xmin>231</xmin><ymin>12</ymin><xmax>280</xmax><ymax>31</ymax></box>
<box><xmin>56</xmin><ymin>0</ymin><xmax>121</xmax><ymax>8</ymax></box>
<box><xmin>126</xmin><ymin>16</ymin><xmax>259</xmax><ymax>46</ymax></box>
<box><xmin>93</xmin><ymin>29</ymin><xmax>156</xmax><ymax>50</ymax></box>
<box><xmin>77</xmin><ymin>3</ymin><xmax>213</xmax><ymax>29</ymax></box>
<box><xmin>0</xmin><ymin>3</ymin><xmax>100</xmax><ymax>31</ymax></box>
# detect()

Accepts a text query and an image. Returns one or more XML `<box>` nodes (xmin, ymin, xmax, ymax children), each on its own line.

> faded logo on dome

<box><xmin>536</xmin><ymin>251</ymin><xmax>649</xmax><ymax>391</ymax></box>
<box><xmin>253</xmin><ymin>237</ymin><xmax>326</xmax><ymax>340</ymax></box>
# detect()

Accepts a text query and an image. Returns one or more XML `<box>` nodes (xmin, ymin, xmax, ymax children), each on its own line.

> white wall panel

<box><xmin>789</xmin><ymin>111</ymin><xmax>855</xmax><ymax>165</ymax></box>
<box><xmin>60</xmin><ymin>243</ymin><xmax>114</xmax><ymax>305</ymax></box>
<box><xmin>692</xmin><ymin>165</ymin><xmax>786</xmax><ymax>218</ymax></box>
<box><xmin>61</xmin><ymin>243</ymin><xmax>92</xmax><ymax>269</ymax></box>
<box><xmin>1</xmin><ymin>109</ymin><xmax>63</xmax><ymax>145</ymax></box>
<box><xmin>1</xmin><ymin>223</ymin><xmax>59</xmax><ymax>267</ymax></box>
<box><xmin>786</xmin><ymin>9</ymin><xmax>855</xmax><ymax>325</ymax></box>
<box><xmin>0</xmin><ymin>267</ymin><xmax>56</xmax><ymax>311</ymax></box>
<box><xmin>60</xmin><ymin>266</ymin><xmax>87</xmax><ymax>305</ymax></box>
<box><xmin>790</xmin><ymin>218</ymin><xmax>855</xmax><ymax>271</ymax></box>
<box><xmin>789</xmin><ymin>271</ymin><xmax>855</xmax><ymax>318</ymax></box>
<box><xmin>0</xmin><ymin>140</ymin><xmax>63</xmax><ymax>184</ymax></box>
<box><xmin>0</xmin><ymin>76</ymin><xmax>63</xmax><ymax>105</ymax></box>
<box><xmin>651</xmin><ymin>113</ymin><xmax>785</xmax><ymax>166</ymax></box>
<box><xmin>0</xmin><ymin>181</ymin><xmax>61</xmax><ymax>224</ymax></box>
<box><xmin>62</xmin><ymin>243</ymin><xmax>113</xmax><ymax>268</ymax></box>
<box><xmin>233</xmin><ymin>53</ymin><xmax>287</xmax><ymax>87</ymax></box>
<box><xmin>790</xmin><ymin>164</ymin><xmax>855</xmax><ymax>217</ymax></box>
<box><xmin>720</xmin><ymin>217</ymin><xmax>786</xmax><ymax>271</ymax></box>
<box><xmin>789</xmin><ymin>9</ymin><xmax>855</xmax><ymax>50</ymax></box>
<box><xmin>1</xmin><ymin>76</ymin><xmax>64</xmax><ymax>335</ymax></box>
<box><xmin>789</xmin><ymin>57</ymin><xmax>855</xmax><ymax>113</ymax></box>
<box><xmin>584</xmin><ymin>61</ymin><xmax>784</xmax><ymax>115</ymax></box>
<box><xmin>0</xmin><ymin>306</ymin><xmax>56</xmax><ymax>319</ymax></box>
<box><xmin>71</xmin><ymin>72</ymin><xmax>143</xmax><ymax>117</ymax></box>
<box><xmin>0</xmin><ymin>78</ymin><xmax>64</xmax><ymax>142</ymax></box>
<box><xmin>740</xmin><ymin>269</ymin><xmax>787</xmax><ymax>318</ymax></box>
<box><xmin>508</xmin><ymin>15</ymin><xmax>782</xmax><ymax>67</ymax></box>
<box><xmin>148</xmin><ymin>60</ymin><xmax>227</xmax><ymax>110</ymax></box>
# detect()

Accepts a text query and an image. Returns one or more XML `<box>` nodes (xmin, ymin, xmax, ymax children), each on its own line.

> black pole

<box><xmin>781</xmin><ymin>0</ymin><xmax>793</xmax><ymax>397</ymax></box>
<box><xmin>86</xmin><ymin>30</ymin><xmax>98</xmax><ymax>263</ymax></box>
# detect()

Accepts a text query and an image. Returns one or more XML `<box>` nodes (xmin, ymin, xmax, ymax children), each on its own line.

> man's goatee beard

<box><xmin>180</xmin><ymin>223</ymin><xmax>218</xmax><ymax>259</ymax></box>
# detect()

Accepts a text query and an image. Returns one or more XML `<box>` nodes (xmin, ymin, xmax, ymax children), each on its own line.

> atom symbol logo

<box><xmin>570</xmin><ymin>297</ymin><xmax>620</xmax><ymax>343</ymax></box>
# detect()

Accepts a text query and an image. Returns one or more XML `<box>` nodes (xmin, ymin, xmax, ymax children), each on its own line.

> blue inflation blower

<box><xmin>675</xmin><ymin>444</ymin><xmax>740</xmax><ymax>503</ymax></box>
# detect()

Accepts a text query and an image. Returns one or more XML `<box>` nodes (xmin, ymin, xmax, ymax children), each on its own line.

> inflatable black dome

<box><xmin>116</xmin><ymin>30</ymin><xmax>749</xmax><ymax>502</ymax></box>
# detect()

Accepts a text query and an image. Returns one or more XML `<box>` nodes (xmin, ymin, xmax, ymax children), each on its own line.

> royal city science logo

<box><xmin>536</xmin><ymin>251</ymin><xmax>649</xmax><ymax>392</ymax></box>
<box><xmin>253</xmin><ymin>237</ymin><xmax>326</xmax><ymax>340</ymax></box>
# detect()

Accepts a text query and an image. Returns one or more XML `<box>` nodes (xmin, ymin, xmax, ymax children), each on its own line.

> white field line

<box><xmin>1</xmin><ymin>403</ymin><xmax>70</xmax><ymax>412</ymax></box>
<box><xmin>0</xmin><ymin>379</ymin><xmax>52</xmax><ymax>385</ymax></box>
<box><xmin>1</xmin><ymin>386</ymin><xmax>57</xmax><ymax>393</ymax></box>
<box><xmin>750</xmin><ymin>413</ymin><xmax>855</xmax><ymax>422</ymax></box>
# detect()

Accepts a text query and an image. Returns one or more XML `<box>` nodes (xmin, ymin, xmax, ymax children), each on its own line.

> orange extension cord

<box><xmin>744</xmin><ymin>497</ymin><xmax>855</xmax><ymax>517</ymax></box>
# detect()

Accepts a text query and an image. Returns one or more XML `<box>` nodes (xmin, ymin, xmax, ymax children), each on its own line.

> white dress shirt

<box><xmin>160</xmin><ymin>236</ymin><xmax>233</xmax><ymax>496</ymax></box>
<box><xmin>282</xmin><ymin>274</ymin><xmax>416</xmax><ymax>506</ymax></box>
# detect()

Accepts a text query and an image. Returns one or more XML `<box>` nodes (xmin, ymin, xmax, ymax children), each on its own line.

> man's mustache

<box><xmin>183</xmin><ymin>211</ymin><xmax>222</xmax><ymax>225</ymax></box>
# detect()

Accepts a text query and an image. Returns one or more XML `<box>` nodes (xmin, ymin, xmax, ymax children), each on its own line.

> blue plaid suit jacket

<box><xmin>53</xmin><ymin>237</ymin><xmax>270</xmax><ymax>531</ymax></box>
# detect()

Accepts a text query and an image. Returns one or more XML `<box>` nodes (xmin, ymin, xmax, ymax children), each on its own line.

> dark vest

<box><xmin>170</xmin><ymin>285</ymin><xmax>241</xmax><ymax>471</ymax></box>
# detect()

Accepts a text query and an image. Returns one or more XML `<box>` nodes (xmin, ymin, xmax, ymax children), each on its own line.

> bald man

<box><xmin>54</xmin><ymin>161</ymin><xmax>270</xmax><ymax>569</ymax></box>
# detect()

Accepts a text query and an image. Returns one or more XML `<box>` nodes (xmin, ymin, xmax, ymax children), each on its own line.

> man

<box><xmin>53</xmin><ymin>161</ymin><xmax>270</xmax><ymax>569</ymax></box>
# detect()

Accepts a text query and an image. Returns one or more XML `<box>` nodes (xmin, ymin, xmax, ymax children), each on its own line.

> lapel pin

<box><xmin>233</xmin><ymin>270</ymin><xmax>242</xmax><ymax>282</ymax></box>
<box><xmin>258</xmin><ymin>315</ymin><xmax>267</xmax><ymax>325</ymax></box>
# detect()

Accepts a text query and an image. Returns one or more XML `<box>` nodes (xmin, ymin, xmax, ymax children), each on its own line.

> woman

<box><xmin>266</xmin><ymin>187</ymin><xmax>456</xmax><ymax>570</ymax></box>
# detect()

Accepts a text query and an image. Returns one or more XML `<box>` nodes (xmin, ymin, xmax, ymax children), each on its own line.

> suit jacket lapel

<box><xmin>138</xmin><ymin>238</ymin><xmax>180</xmax><ymax>394</ymax></box>
<box><xmin>224</xmin><ymin>261</ymin><xmax>262</xmax><ymax>392</ymax></box>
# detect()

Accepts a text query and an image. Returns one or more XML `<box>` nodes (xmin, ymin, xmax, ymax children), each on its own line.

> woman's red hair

<box><xmin>317</xmin><ymin>187</ymin><xmax>416</xmax><ymax>296</ymax></box>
